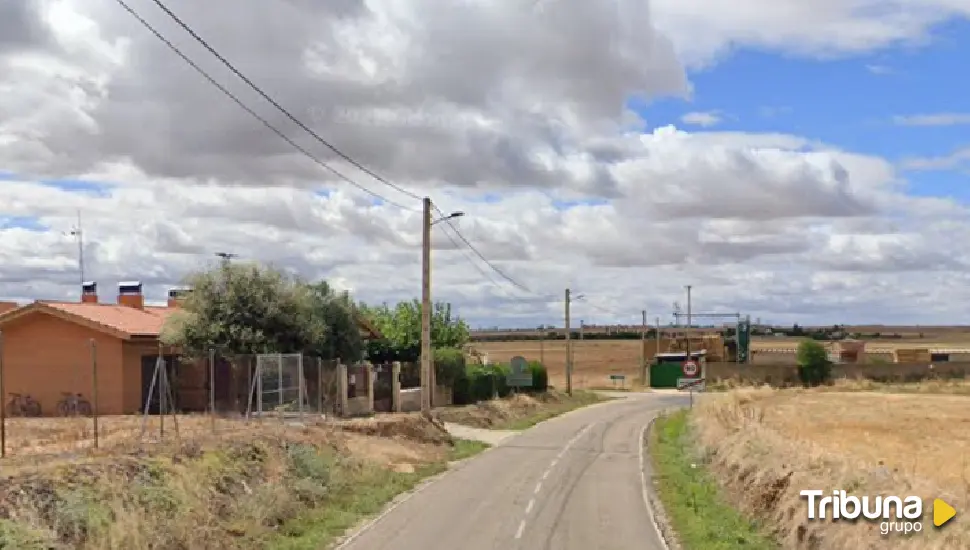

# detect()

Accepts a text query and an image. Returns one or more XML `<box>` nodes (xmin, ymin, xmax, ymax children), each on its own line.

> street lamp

<box><xmin>421</xmin><ymin>201</ymin><xmax>464</xmax><ymax>413</ymax></box>
<box><xmin>431</xmin><ymin>211</ymin><xmax>464</xmax><ymax>226</ymax></box>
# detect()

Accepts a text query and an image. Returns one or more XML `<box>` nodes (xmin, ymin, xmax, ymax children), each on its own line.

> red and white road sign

<box><xmin>682</xmin><ymin>361</ymin><xmax>699</xmax><ymax>377</ymax></box>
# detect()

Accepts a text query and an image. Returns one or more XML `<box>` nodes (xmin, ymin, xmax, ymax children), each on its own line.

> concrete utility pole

<box><xmin>685</xmin><ymin>285</ymin><xmax>693</xmax><ymax>363</ymax></box>
<box><xmin>421</xmin><ymin>197</ymin><xmax>433</xmax><ymax>413</ymax></box>
<box><xmin>656</xmin><ymin>316</ymin><xmax>661</xmax><ymax>355</ymax></box>
<box><xmin>565</xmin><ymin>288</ymin><xmax>572</xmax><ymax>396</ymax></box>
<box><xmin>420</xmin><ymin>198</ymin><xmax>464</xmax><ymax>413</ymax></box>
<box><xmin>640</xmin><ymin>310</ymin><xmax>647</xmax><ymax>386</ymax></box>
<box><xmin>538</xmin><ymin>325</ymin><xmax>545</xmax><ymax>366</ymax></box>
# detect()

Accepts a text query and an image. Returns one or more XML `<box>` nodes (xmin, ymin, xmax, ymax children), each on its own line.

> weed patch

<box><xmin>650</xmin><ymin>410</ymin><xmax>777</xmax><ymax>550</ymax></box>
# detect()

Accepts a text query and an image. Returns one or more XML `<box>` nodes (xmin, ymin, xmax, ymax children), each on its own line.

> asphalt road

<box><xmin>339</xmin><ymin>392</ymin><xmax>689</xmax><ymax>550</ymax></box>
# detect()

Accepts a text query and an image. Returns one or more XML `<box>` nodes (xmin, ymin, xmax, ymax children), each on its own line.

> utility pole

<box><xmin>640</xmin><ymin>310</ymin><xmax>647</xmax><ymax>386</ymax></box>
<box><xmin>538</xmin><ymin>325</ymin><xmax>545</xmax><ymax>366</ymax></box>
<box><xmin>420</xmin><ymin>197</ymin><xmax>433</xmax><ymax>413</ymax></box>
<box><xmin>655</xmin><ymin>316</ymin><xmax>661</xmax><ymax>354</ymax></box>
<box><xmin>579</xmin><ymin>320</ymin><xmax>584</xmax><ymax>340</ymax></box>
<box><xmin>565</xmin><ymin>288</ymin><xmax>572</xmax><ymax>395</ymax></box>
<box><xmin>685</xmin><ymin>285</ymin><xmax>693</xmax><ymax>364</ymax></box>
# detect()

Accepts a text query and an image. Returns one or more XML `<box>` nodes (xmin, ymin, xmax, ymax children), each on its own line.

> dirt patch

<box><xmin>692</xmin><ymin>388</ymin><xmax>970</xmax><ymax>549</ymax></box>
<box><xmin>337</xmin><ymin>414</ymin><xmax>453</xmax><ymax>446</ymax></box>
<box><xmin>432</xmin><ymin>390</ymin><xmax>600</xmax><ymax>429</ymax></box>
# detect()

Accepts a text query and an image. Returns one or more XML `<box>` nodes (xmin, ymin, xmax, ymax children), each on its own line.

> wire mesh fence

<box><xmin>0</xmin><ymin>332</ymin><xmax>346</xmax><ymax>459</ymax></box>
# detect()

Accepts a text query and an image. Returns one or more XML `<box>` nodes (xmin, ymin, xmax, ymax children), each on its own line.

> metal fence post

<box><xmin>209</xmin><ymin>349</ymin><xmax>216</xmax><ymax>433</ymax></box>
<box><xmin>0</xmin><ymin>331</ymin><xmax>5</xmax><ymax>458</ymax></box>
<box><xmin>90</xmin><ymin>339</ymin><xmax>99</xmax><ymax>449</ymax></box>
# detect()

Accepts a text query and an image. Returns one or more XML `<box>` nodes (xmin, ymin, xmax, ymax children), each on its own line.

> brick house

<box><xmin>0</xmin><ymin>281</ymin><xmax>382</xmax><ymax>416</ymax></box>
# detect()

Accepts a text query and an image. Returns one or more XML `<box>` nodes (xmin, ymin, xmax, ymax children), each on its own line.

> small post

<box><xmin>278</xmin><ymin>354</ymin><xmax>284</xmax><ymax>422</ymax></box>
<box><xmin>91</xmin><ymin>339</ymin><xmax>99</xmax><ymax>449</ymax></box>
<box><xmin>208</xmin><ymin>349</ymin><xmax>216</xmax><ymax>433</ymax></box>
<box><xmin>158</xmin><ymin>344</ymin><xmax>165</xmax><ymax>439</ymax></box>
<box><xmin>317</xmin><ymin>358</ymin><xmax>323</xmax><ymax>415</ymax></box>
<box><xmin>0</xmin><ymin>331</ymin><xmax>5</xmax><ymax>458</ymax></box>
<box><xmin>391</xmin><ymin>362</ymin><xmax>402</xmax><ymax>413</ymax></box>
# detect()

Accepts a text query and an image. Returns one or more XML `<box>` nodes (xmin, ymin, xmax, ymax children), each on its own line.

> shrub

<box><xmin>796</xmin><ymin>340</ymin><xmax>832</xmax><ymax>387</ymax></box>
<box><xmin>527</xmin><ymin>361</ymin><xmax>548</xmax><ymax>392</ymax></box>
<box><xmin>433</xmin><ymin>347</ymin><xmax>466</xmax><ymax>388</ymax></box>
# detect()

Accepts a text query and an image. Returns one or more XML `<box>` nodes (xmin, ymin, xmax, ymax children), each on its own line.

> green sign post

<box><xmin>507</xmin><ymin>356</ymin><xmax>533</xmax><ymax>388</ymax></box>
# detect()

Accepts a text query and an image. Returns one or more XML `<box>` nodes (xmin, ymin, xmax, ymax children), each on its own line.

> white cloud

<box><xmin>900</xmin><ymin>147</ymin><xmax>970</xmax><ymax>171</ymax></box>
<box><xmin>680</xmin><ymin>111</ymin><xmax>723</xmax><ymax>127</ymax></box>
<box><xmin>1</xmin><ymin>0</ymin><xmax>969</xmax><ymax>327</ymax></box>
<box><xmin>893</xmin><ymin>113</ymin><xmax>970</xmax><ymax>126</ymax></box>
<box><xmin>866</xmin><ymin>64</ymin><xmax>894</xmax><ymax>75</ymax></box>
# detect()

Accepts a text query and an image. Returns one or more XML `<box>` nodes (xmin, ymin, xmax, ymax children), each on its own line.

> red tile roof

<box><xmin>42</xmin><ymin>302</ymin><xmax>176</xmax><ymax>337</ymax></box>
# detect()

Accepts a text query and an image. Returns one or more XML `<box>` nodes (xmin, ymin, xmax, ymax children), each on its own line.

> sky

<box><xmin>1</xmin><ymin>0</ymin><xmax>970</xmax><ymax>328</ymax></box>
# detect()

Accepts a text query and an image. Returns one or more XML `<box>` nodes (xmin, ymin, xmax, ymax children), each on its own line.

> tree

<box><xmin>796</xmin><ymin>340</ymin><xmax>832</xmax><ymax>387</ymax></box>
<box><xmin>361</xmin><ymin>299</ymin><xmax>469</xmax><ymax>350</ymax></box>
<box><xmin>161</xmin><ymin>262</ymin><xmax>330</xmax><ymax>357</ymax></box>
<box><xmin>304</xmin><ymin>281</ymin><xmax>365</xmax><ymax>362</ymax></box>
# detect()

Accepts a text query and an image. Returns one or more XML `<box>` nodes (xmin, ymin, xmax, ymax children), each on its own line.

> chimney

<box><xmin>118</xmin><ymin>281</ymin><xmax>144</xmax><ymax>310</ymax></box>
<box><xmin>167</xmin><ymin>287</ymin><xmax>190</xmax><ymax>308</ymax></box>
<box><xmin>81</xmin><ymin>281</ymin><xmax>98</xmax><ymax>304</ymax></box>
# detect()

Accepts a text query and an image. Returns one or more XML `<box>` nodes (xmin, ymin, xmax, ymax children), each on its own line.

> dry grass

<box><xmin>0</xmin><ymin>415</ymin><xmax>460</xmax><ymax>549</ymax></box>
<box><xmin>474</xmin><ymin>338</ymin><xmax>970</xmax><ymax>391</ymax></box>
<box><xmin>692</xmin><ymin>388</ymin><xmax>970</xmax><ymax>548</ymax></box>
<box><xmin>473</xmin><ymin>340</ymin><xmax>648</xmax><ymax>389</ymax></box>
<box><xmin>433</xmin><ymin>390</ymin><xmax>604</xmax><ymax>430</ymax></box>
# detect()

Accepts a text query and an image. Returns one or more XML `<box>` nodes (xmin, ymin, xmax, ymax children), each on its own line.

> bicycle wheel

<box><xmin>57</xmin><ymin>400</ymin><xmax>70</xmax><ymax>417</ymax></box>
<box><xmin>26</xmin><ymin>400</ymin><xmax>41</xmax><ymax>417</ymax></box>
<box><xmin>77</xmin><ymin>400</ymin><xmax>92</xmax><ymax>416</ymax></box>
<box><xmin>5</xmin><ymin>401</ymin><xmax>21</xmax><ymax>418</ymax></box>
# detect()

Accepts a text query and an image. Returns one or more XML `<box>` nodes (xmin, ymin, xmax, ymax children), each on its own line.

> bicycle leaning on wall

<box><xmin>6</xmin><ymin>393</ymin><xmax>42</xmax><ymax>417</ymax></box>
<box><xmin>57</xmin><ymin>392</ymin><xmax>93</xmax><ymax>417</ymax></box>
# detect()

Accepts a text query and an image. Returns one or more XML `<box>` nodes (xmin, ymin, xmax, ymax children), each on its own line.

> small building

<box><xmin>0</xmin><ymin>281</ymin><xmax>383</xmax><ymax>416</ymax></box>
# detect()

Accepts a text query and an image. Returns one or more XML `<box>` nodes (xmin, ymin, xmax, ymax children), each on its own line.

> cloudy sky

<box><xmin>1</xmin><ymin>0</ymin><xmax>970</xmax><ymax>328</ymax></box>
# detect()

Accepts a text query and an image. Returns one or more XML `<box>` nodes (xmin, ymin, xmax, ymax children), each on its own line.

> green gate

<box><xmin>649</xmin><ymin>352</ymin><xmax>706</xmax><ymax>388</ymax></box>
<box><xmin>649</xmin><ymin>362</ymin><xmax>682</xmax><ymax>388</ymax></box>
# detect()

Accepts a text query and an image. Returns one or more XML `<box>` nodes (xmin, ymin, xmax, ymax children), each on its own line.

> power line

<box><xmin>431</xmin><ymin>203</ymin><xmax>537</xmax><ymax>295</ymax></box>
<box><xmin>112</xmin><ymin>0</ymin><xmax>416</xmax><ymax>211</ymax></box>
<box><xmin>143</xmin><ymin>0</ymin><xmax>423</xmax><ymax>203</ymax></box>
<box><xmin>116</xmin><ymin>0</ymin><xmax>636</xmax><ymax>324</ymax></box>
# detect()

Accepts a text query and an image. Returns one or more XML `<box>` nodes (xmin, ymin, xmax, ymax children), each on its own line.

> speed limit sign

<box><xmin>682</xmin><ymin>361</ymin><xmax>699</xmax><ymax>377</ymax></box>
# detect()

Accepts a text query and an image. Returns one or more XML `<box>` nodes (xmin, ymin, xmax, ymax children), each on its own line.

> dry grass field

<box><xmin>472</xmin><ymin>339</ymin><xmax>653</xmax><ymax>389</ymax></box>
<box><xmin>693</xmin><ymin>388</ymin><xmax>970</xmax><ymax>548</ymax></box>
<box><xmin>473</xmin><ymin>337</ymin><xmax>970</xmax><ymax>390</ymax></box>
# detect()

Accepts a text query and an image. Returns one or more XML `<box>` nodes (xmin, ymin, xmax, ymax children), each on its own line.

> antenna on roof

<box><xmin>214</xmin><ymin>252</ymin><xmax>238</xmax><ymax>266</ymax></box>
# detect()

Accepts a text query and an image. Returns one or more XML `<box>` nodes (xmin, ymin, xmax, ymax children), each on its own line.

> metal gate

<box><xmin>373</xmin><ymin>362</ymin><xmax>393</xmax><ymax>412</ymax></box>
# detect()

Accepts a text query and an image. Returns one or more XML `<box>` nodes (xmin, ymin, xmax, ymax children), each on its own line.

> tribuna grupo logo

<box><xmin>800</xmin><ymin>490</ymin><xmax>924</xmax><ymax>535</ymax></box>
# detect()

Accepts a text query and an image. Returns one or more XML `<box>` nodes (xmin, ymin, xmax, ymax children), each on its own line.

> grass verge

<box><xmin>434</xmin><ymin>389</ymin><xmax>606</xmax><ymax>430</ymax></box>
<box><xmin>650</xmin><ymin>410</ymin><xmax>778</xmax><ymax>550</ymax></box>
<box><xmin>267</xmin><ymin>438</ymin><xmax>490</xmax><ymax>549</ymax></box>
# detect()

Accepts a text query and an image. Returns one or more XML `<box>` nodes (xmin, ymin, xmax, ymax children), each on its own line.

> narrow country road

<box><xmin>338</xmin><ymin>393</ymin><xmax>689</xmax><ymax>550</ymax></box>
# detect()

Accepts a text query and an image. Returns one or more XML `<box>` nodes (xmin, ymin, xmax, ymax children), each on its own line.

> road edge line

<box><xmin>639</xmin><ymin>410</ymin><xmax>674</xmax><ymax>550</ymax></box>
<box><xmin>332</xmin><ymin>437</ymin><xmax>502</xmax><ymax>549</ymax></box>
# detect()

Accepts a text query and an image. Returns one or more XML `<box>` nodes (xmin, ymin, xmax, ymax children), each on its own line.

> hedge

<box><xmin>452</xmin><ymin>361</ymin><xmax>548</xmax><ymax>405</ymax></box>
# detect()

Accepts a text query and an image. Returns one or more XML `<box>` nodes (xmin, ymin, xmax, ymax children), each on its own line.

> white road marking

<box><xmin>513</xmin><ymin>422</ymin><xmax>596</xmax><ymax>541</ymax></box>
<box><xmin>639</xmin><ymin>418</ymin><xmax>671</xmax><ymax>550</ymax></box>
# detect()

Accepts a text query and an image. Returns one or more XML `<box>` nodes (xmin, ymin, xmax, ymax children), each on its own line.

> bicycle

<box><xmin>57</xmin><ymin>392</ymin><xmax>92</xmax><ymax>417</ymax></box>
<box><xmin>6</xmin><ymin>393</ymin><xmax>42</xmax><ymax>417</ymax></box>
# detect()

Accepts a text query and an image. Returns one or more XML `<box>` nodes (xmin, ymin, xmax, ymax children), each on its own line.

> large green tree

<box><xmin>161</xmin><ymin>263</ymin><xmax>362</xmax><ymax>359</ymax></box>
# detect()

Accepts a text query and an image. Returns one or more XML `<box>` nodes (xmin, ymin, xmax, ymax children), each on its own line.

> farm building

<box><xmin>0</xmin><ymin>281</ymin><xmax>382</xmax><ymax>416</ymax></box>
